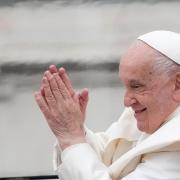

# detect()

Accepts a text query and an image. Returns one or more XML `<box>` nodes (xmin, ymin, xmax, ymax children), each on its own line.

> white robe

<box><xmin>53</xmin><ymin>107</ymin><xmax>180</xmax><ymax>180</ymax></box>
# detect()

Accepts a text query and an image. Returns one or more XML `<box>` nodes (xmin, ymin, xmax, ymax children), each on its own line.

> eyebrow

<box><xmin>129</xmin><ymin>80</ymin><xmax>147</xmax><ymax>87</ymax></box>
<box><xmin>129</xmin><ymin>79</ymin><xmax>142</xmax><ymax>84</ymax></box>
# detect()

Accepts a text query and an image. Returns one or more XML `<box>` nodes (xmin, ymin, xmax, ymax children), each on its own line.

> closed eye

<box><xmin>131</xmin><ymin>84</ymin><xmax>142</xmax><ymax>89</ymax></box>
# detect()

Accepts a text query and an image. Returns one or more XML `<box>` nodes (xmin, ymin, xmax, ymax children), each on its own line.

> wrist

<box><xmin>57</xmin><ymin>136</ymin><xmax>86</xmax><ymax>151</ymax></box>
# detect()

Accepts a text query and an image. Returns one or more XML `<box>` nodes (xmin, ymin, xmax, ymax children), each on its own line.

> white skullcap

<box><xmin>137</xmin><ymin>30</ymin><xmax>180</xmax><ymax>65</ymax></box>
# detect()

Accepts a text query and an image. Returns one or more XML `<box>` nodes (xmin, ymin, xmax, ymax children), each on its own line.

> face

<box><xmin>119</xmin><ymin>41</ymin><xmax>177</xmax><ymax>134</ymax></box>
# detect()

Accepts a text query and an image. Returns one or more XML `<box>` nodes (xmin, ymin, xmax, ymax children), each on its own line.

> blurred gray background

<box><xmin>0</xmin><ymin>0</ymin><xmax>180</xmax><ymax>178</ymax></box>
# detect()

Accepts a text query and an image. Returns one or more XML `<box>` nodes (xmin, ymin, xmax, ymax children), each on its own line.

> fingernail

<box><xmin>59</xmin><ymin>67</ymin><xmax>65</xmax><ymax>73</ymax></box>
<box><xmin>44</xmin><ymin>70</ymin><xmax>49</xmax><ymax>75</ymax></box>
<box><xmin>84</xmin><ymin>88</ymin><xmax>88</xmax><ymax>92</ymax></box>
<box><xmin>45</xmin><ymin>71</ymin><xmax>53</xmax><ymax>80</ymax></box>
<box><xmin>44</xmin><ymin>71</ymin><xmax>49</xmax><ymax>77</ymax></box>
<box><xmin>49</xmin><ymin>64</ymin><xmax>54</xmax><ymax>68</ymax></box>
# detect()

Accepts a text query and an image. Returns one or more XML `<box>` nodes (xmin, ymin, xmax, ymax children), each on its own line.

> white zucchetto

<box><xmin>137</xmin><ymin>30</ymin><xmax>180</xmax><ymax>65</ymax></box>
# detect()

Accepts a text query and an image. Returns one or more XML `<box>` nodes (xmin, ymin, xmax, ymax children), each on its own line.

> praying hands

<box><xmin>34</xmin><ymin>65</ymin><xmax>89</xmax><ymax>150</ymax></box>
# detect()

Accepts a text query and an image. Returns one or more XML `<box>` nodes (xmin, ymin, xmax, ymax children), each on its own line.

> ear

<box><xmin>173</xmin><ymin>72</ymin><xmax>180</xmax><ymax>101</ymax></box>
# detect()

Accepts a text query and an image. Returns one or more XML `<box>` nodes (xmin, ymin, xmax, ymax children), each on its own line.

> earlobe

<box><xmin>173</xmin><ymin>72</ymin><xmax>180</xmax><ymax>101</ymax></box>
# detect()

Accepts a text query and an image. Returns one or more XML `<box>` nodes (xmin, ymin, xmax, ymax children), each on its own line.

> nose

<box><xmin>124</xmin><ymin>91</ymin><xmax>136</xmax><ymax>107</ymax></box>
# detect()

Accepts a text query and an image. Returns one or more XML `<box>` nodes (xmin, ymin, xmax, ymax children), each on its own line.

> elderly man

<box><xmin>35</xmin><ymin>31</ymin><xmax>180</xmax><ymax>180</ymax></box>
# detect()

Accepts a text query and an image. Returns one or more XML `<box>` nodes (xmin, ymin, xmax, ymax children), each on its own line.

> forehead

<box><xmin>119</xmin><ymin>41</ymin><xmax>157</xmax><ymax>81</ymax></box>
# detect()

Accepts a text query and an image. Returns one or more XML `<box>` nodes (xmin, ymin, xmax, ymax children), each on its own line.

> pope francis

<box><xmin>35</xmin><ymin>30</ymin><xmax>180</xmax><ymax>180</ymax></box>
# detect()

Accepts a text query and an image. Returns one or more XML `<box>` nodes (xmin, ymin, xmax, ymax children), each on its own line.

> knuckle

<box><xmin>52</xmin><ymin>86</ymin><xmax>60</xmax><ymax>93</ymax></box>
<box><xmin>58</xmin><ymin>85</ymin><xmax>64</xmax><ymax>92</ymax></box>
<box><xmin>39</xmin><ymin>104</ymin><xmax>47</xmax><ymax>112</ymax></box>
<box><xmin>46</xmin><ymin>94</ymin><xmax>55</xmax><ymax>101</ymax></box>
<box><xmin>54</xmin><ymin>73</ymin><xmax>60</xmax><ymax>80</ymax></box>
<box><xmin>49</xmin><ymin>77</ymin><xmax>56</xmax><ymax>84</ymax></box>
<box><xmin>43</xmin><ymin>83</ymin><xmax>49</xmax><ymax>89</ymax></box>
<box><xmin>60</xmin><ymin>89</ymin><xmax>68</xmax><ymax>97</ymax></box>
<box><xmin>39</xmin><ymin>105</ymin><xmax>51</xmax><ymax>117</ymax></box>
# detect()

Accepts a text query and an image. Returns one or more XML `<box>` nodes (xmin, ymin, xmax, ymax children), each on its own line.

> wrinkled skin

<box><xmin>120</xmin><ymin>41</ymin><xmax>180</xmax><ymax>134</ymax></box>
<box><xmin>35</xmin><ymin>41</ymin><xmax>180</xmax><ymax>150</ymax></box>
<box><xmin>35</xmin><ymin>65</ymin><xmax>88</xmax><ymax>150</ymax></box>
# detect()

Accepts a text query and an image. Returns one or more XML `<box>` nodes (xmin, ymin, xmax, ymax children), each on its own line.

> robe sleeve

<box><xmin>53</xmin><ymin>127</ymin><xmax>110</xmax><ymax>171</ymax></box>
<box><xmin>55</xmin><ymin>143</ymin><xmax>113</xmax><ymax>180</ymax></box>
<box><xmin>122</xmin><ymin>151</ymin><xmax>180</xmax><ymax>180</ymax></box>
<box><xmin>52</xmin><ymin>108</ymin><xmax>141</xmax><ymax>180</ymax></box>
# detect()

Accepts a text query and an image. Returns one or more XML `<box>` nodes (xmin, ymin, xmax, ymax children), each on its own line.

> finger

<box><xmin>49</xmin><ymin>66</ymin><xmax>75</xmax><ymax>97</ymax></box>
<box><xmin>80</xmin><ymin>88</ymin><xmax>89</xmax><ymax>101</ymax></box>
<box><xmin>49</xmin><ymin>64</ymin><xmax>58</xmax><ymax>74</ymax></box>
<box><xmin>40</xmin><ymin>85</ymin><xmax>49</xmax><ymax>106</ymax></box>
<box><xmin>53</xmin><ymin>73</ymin><xmax>71</xmax><ymax>100</ymax></box>
<box><xmin>40</xmin><ymin>71</ymin><xmax>50</xmax><ymax>97</ymax></box>
<box><xmin>45</xmin><ymin>71</ymin><xmax>63</xmax><ymax>101</ymax></box>
<box><xmin>59</xmin><ymin>67</ymin><xmax>75</xmax><ymax>97</ymax></box>
<box><xmin>42</xmin><ymin>76</ymin><xmax>57</xmax><ymax>108</ymax></box>
<box><xmin>34</xmin><ymin>91</ymin><xmax>51</xmax><ymax>119</ymax></box>
<box><xmin>79</xmin><ymin>88</ymin><xmax>89</xmax><ymax>114</ymax></box>
<box><xmin>40</xmin><ymin>86</ymin><xmax>45</xmax><ymax>97</ymax></box>
<box><xmin>44</xmin><ymin>70</ymin><xmax>53</xmax><ymax>80</ymax></box>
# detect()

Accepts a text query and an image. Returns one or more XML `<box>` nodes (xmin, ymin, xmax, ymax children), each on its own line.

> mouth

<box><xmin>134</xmin><ymin>107</ymin><xmax>147</xmax><ymax>114</ymax></box>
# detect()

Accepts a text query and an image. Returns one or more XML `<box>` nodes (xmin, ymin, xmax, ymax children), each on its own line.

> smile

<box><xmin>135</xmin><ymin>108</ymin><xmax>147</xmax><ymax>114</ymax></box>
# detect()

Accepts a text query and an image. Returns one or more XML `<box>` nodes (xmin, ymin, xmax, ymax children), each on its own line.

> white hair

<box><xmin>135</xmin><ymin>39</ymin><xmax>180</xmax><ymax>76</ymax></box>
<box><xmin>153</xmin><ymin>51</ymin><xmax>180</xmax><ymax>76</ymax></box>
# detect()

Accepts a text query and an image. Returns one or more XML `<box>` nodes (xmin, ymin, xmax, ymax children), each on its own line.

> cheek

<box><xmin>152</xmin><ymin>88</ymin><xmax>173</xmax><ymax>112</ymax></box>
<box><xmin>136</xmin><ymin>85</ymin><xmax>167</xmax><ymax>107</ymax></box>
<box><xmin>145</xmin><ymin>95</ymin><xmax>171</xmax><ymax>133</ymax></box>
<box><xmin>136</xmin><ymin>88</ymin><xmax>173</xmax><ymax>133</ymax></box>
<box><xmin>135</xmin><ymin>91</ymin><xmax>155</xmax><ymax>105</ymax></box>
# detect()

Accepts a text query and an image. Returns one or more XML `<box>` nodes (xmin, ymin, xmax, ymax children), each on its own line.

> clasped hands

<box><xmin>35</xmin><ymin>65</ymin><xmax>88</xmax><ymax>150</ymax></box>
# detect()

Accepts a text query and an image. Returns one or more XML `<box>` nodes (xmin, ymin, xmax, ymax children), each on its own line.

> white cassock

<box><xmin>53</xmin><ymin>106</ymin><xmax>180</xmax><ymax>180</ymax></box>
<box><xmin>53</xmin><ymin>30</ymin><xmax>180</xmax><ymax>180</ymax></box>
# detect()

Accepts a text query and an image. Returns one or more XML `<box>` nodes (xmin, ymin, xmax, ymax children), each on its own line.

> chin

<box><xmin>137</xmin><ymin>124</ymin><xmax>157</xmax><ymax>134</ymax></box>
<box><xmin>137</xmin><ymin>122</ymin><xmax>150</xmax><ymax>133</ymax></box>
